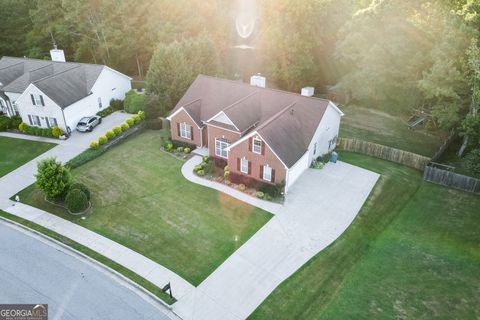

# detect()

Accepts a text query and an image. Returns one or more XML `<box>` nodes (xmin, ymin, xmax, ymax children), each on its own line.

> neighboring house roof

<box><xmin>0</xmin><ymin>56</ymin><xmax>125</xmax><ymax>108</ymax></box>
<box><xmin>170</xmin><ymin>75</ymin><xmax>337</xmax><ymax>168</ymax></box>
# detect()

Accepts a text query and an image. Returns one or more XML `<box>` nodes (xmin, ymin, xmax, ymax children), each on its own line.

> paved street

<box><xmin>0</xmin><ymin>221</ymin><xmax>177</xmax><ymax>320</ymax></box>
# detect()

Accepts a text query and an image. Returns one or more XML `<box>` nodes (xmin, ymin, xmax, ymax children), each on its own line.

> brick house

<box><xmin>167</xmin><ymin>75</ymin><xmax>343</xmax><ymax>193</ymax></box>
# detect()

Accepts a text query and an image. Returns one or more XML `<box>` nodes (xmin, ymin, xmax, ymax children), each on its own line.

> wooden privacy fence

<box><xmin>337</xmin><ymin>138</ymin><xmax>430</xmax><ymax>170</ymax></box>
<box><xmin>424</xmin><ymin>163</ymin><xmax>480</xmax><ymax>194</ymax></box>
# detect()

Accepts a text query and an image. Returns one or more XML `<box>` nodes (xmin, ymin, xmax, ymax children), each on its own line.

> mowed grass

<box><xmin>250</xmin><ymin>152</ymin><xmax>480</xmax><ymax>319</ymax></box>
<box><xmin>0</xmin><ymin>136</ymin><xmax>55</xmax><ymax>177</ymax></box>
<box><xmin>340</xmin><ymin>105</ymin><xmax>446</xmax><ymax>156</ymax></box>
<box><xmin>18</xmin><ymin>131</ymin><xmax>272</xmax><ymax>285</ymax></box>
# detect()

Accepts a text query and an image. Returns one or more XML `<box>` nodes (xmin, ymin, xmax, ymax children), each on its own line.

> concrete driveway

<box><xmin>174</xmin><ymin>161</ymin><xmax>380</xmax><ymax>320</ymax></box>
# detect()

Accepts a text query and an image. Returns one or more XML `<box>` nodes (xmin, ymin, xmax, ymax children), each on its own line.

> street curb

<box><xmin>0</xmin><ymin>216</ymin><xmax>180</xmax><ymax>319</ymax></box>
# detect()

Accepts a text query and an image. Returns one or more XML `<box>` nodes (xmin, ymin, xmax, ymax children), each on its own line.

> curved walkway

<box><xmin>175</xmin><ymin>158</ymin><xmax>380</xmax><ymax>319</ymax></box>
<box><xmin>182</xmin><ymin>156</ymin><xmax>282</xmax><ymax>214</ymax></box>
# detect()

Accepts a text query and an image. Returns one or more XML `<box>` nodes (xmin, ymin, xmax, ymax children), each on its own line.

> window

<box><xmin>252</xmin><ymin>138</ymin><xmax>262</xmax><ymax>154</ymax></box>
<box><xmin>180</xmin><ymin>122</ymin><xmax>191</xmax><ymax>139</ymax></box>
<box><xmin>313</xmin><ymin>142</ymin><xmax>317</xmax><ymax>155</ymax></box>
<box><xmin>28</xmin><ymin>115</ymin><xmax>41</xmax><ymax>126</ymax></box>
<box><xmin>30</xmin><ymin>94</ymin><xmax>44</xmax><ymax>106</ymax></box>
<box><xmin>263</xmin><ymin>165</ymin><xmax>272</xmax><ymax>182</ymax></box>
<box><xmin>241</xmin><ymin>158</ymin><xmax>249</xmax><ymax>174</ymax></box>
<box><xmin>98</xmin><ymin>97</ymin><xmax>102</xmax><ymax>108</ymax></box>
<box><xmin>215</xmin><ymin>138</ymin><xmax>230</xmax><ymax>158</ymax></box>
<box><xmin>46</xmin><ymin>117</ymin><xmax>58</xmax><ymax>128</ymax></box>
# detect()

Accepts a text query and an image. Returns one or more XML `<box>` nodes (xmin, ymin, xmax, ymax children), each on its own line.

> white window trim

<box><xmin>33</xmin><ymin>94</ymin><xmax>43</xmax><ymax>106</ymax></box>
<box><xmin>252</xmin><ymin>137</ymin><xmax>262</xmax><ymax>154</ymax></box>
<box><xmin>263</xmin><ymin>165</ymin><xmax>272</xmax><ymax>182</ymax></box>
<box><xmin>240</xmin><ymin>158</ymin><xmax>249</xmax><ymax>174</ymax></box>
<box><xmin>47</xmin><ymin>117</ymin><xmax>57</xmax><ymax>128</ymax></box>
<box><xmin>31</xmin><ymin>115</ymin><xmax>41</xmax><ymax>126</ymax></box>
<box><xmin>180</xmin><ymin>122</ymin><xmax>191</xmax><ymax>139</ymax></box>
<box><xmin>215</xmin><ymin>138</ymin><xmax>230</xmax><ymax>158</ymax></box>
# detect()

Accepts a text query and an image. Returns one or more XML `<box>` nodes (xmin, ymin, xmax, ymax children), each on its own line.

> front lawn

<box><xmin>0</xmin><ymin>136</ymin><xmax>56</xmax><ymax>177</ymax></box>
<box><xmin>250</xmin><ymin>152</ymin><xmax>480</xmax><ymax>319</ymax></box>
<box><xmin>18</xmin><ymin>130</ymin><xmax>271</xmax><ymax>285</ymax></box>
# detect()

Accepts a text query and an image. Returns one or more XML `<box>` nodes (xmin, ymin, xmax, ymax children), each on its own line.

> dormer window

<box><xmin>30</xmin><ymin>94</ymin><xmax>45</xmax><ymax>106</ymax></box>
<box><xmin>252</xmin><ymin>138</ymin><xmax>262</xmax><ymax>154</ymax></box>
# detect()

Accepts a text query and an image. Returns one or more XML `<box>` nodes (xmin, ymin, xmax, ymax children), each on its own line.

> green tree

<box><xmin>0</xmin><ymin>0</ymin><xmax>34</xmax><ymax>57</ymax></box>
<box><xmin>35</xmin><ymin>158</ymin><xmax>73</xmax><ymax>200</ymax></box>
<box><xmin>146</xmin><ymin>36</ymin><xmax>221</xmax><ymax>113</ymax></box>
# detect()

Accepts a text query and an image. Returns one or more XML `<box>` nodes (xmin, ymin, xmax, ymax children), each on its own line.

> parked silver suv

<box><xmin>76</xmin><ymin>116</ymin><xmax>102</xmax><ymax>132</ymax></box>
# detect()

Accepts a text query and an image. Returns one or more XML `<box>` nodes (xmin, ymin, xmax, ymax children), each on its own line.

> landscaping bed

<box><xmin>18</xmin><ymin>130</ymin><xmax>272</xmax><ymax>285</ymax></box>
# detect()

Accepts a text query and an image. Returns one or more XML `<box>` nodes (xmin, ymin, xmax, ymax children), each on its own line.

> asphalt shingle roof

<box><xmin>170</xmin><ymin>75</ymin><xmax>332</xmax><ymax>167</ymax></box>
<box><xmin>0</xmin><ymin>56</ymin><xmax>105</xmax><ymax>108</ymax></box>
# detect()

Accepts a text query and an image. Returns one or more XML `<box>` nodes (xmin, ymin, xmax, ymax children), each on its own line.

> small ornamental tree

<box><xmin>65</xmin><ymin>189</ymin><xmax>88</xmax><ymax>213</ymax></box>
<box><xmin>35</xmin><ymin>158</ymin><xmax>72</xmax><ymax>200</ymax></box>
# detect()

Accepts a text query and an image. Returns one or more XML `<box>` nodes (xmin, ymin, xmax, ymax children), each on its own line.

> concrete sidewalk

<box><xmin>0</xmin><ymin>131</ymin><xmax>61</xmax><ymax>144</ymax></box>
<box><xmin>3</xmin><ymin>202</ymin><xmax>195</xmax><ymax>300</ymax></box>
<box><xmin>174</xmin><ymin>161</ymin><xmax>380</xmax><ymax>319</ymax></box>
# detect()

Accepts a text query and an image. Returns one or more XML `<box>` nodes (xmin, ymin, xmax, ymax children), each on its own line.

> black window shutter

<box><xmin>28</xmin><ymin>115</ymin><xmax>33</xmax><ymax>125</ymax></box>
<box><xmin>46</xmin><ymin>118</ymin><xmax>51</xmax><ymax>128</ymax></box>
<box><xmin>190</xmin><ymin>126</ymin><xmax>194</xmax><ymax>140</ymax></box>
<box><xmin>30</xmin><ymin>94</ymin><xmax>35</xmax><ymax>105</ymax></box>
<box><xmin>40</xmin><ymin>95</ymin><xmax>45</xmax><ymax>106</ymax></box>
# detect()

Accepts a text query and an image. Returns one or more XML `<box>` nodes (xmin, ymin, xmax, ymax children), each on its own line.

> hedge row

<box><xmin>90</xmin><ymin>111</ymin><xmax>145</xmax><ymax>150</ymax></box>
<box><xmin>0</xmin><ymin>116</ymin><xmax>22</xmax><ymax>131</ymax></box>
<box><xmin>18</xmin><ymin>121</ymin><xmax>63</xmax><ymax>138</ymax></box>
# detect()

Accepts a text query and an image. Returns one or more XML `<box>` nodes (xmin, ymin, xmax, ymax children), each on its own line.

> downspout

<box><xmin>60</xmin><ymin>107</ymin><xmax>69</xmax><ymax>135</ymax></box>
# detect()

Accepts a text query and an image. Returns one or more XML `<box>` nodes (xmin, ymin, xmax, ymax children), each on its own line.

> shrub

<box><xmin>113</xmin><ymin>126</ymin><xmax>122</xmax><ymax>135</ymax></box>
<box><xmin>176</xmin><ymin>146</ymin><xmax>184</xmax><ymax>153</ymax></box>
<box><xmin>224</xmin><ymin>170</ymin><xmax>230</xmax><ymax>178</ymax></box>
<box><xmin>105</xmin><ymin>130</ymin><xmax>115</xmax><ymax>139</ymax></box>
<box><xmin>203</xmin><ymin>161</ymin><xmax>214</xmax><ymax>174</ymax></box>
<box><xmin>197</xmin><ymin>169</ymin><xmax>205</xmax><ymax>176</ymax></box>
<box><xmin>200</xmin><ymin>162</ymin><xmax>207</xmax><ymax>168</ymax></box>
<box><xmin>65</xmin><ymin>189</ymin><xmax>88</xmax><ymax>213</ymax></box>
<box><xmin>138</xmin><ymin>110</ymin><xmax>146</xmax><ymax>120</ymax></box>
<box><xmin>98</xmin><ymin>135</ymin><xmax>108</xmax><ymax>145</ymax></box>
<box><xmin>52</xmin><ymin>127</ymin><xmax>63</xmax><ymax>138</ymax></box>
<box><xmin>35</xmin><ymin>158</ymin><xmax>72</xmax><ymax>200</ymax></box>
<box><xmin>259</xmin><ymin>183</ymin><xmax>283</xmax><ymax>198</ymax></box>
<box><xmin>164</xmin><ymin>140</ymin><xmax>173</xmax><ymax>151</ymax></box>
<box><xmin>464</xmin><ymin>148</ymin><xmax>480</xmax><ymax>177</ymax></box>
<box><xmin>67</xmin><ymin>148</ymin><xmax>105</xmax><ymax>169</ymax></box>
<box><xmin>90</xmin><ymin>141</ymin><xmax>99</xmax><ymax>150</ymax></box>
<box><xmin>132</xmin><ymin>114</ymin><xmax>141</xmax><ymax>124</ymax></box>
<box><xmin>19</xmin><ymin>122</ymin><xmax>28</xmax><ymax>132</ymax></box>
<box><xmin>124</xmin><ymin>90</ymin><xmax>145</xmax><ymax>113</ymax></box>
<box><xmin>184</xmin><ymin>147</ymin><xmax>191</xmax><ymax>154</ymax></box>
<box><xmin>97</xmin><ymin>106</ymin><xmax>114</xmax><ymax>117</ymax></box>
<box><xmin>172</xmin><ymin>140</ymin><xmax>196</xmax><ymax>151</ymax></box>
<box><xmin>256</xmin><ymin>191</ymin><xmax>265</xmax><ymax>199</ymax></box>
<box><xmin>0</xmin><ymin>116</ymin><xmax>9</xmax><ymax>131</ymax></box>
<box><xmin>203</xmin><ymin>156</ymin><xmax>210</xmax><ymax>163</ymax></box>
<box><xmin>110</xmin><ymin>98</ymin><xmax>124</xmax><ymax>110</ymax></box>
<box><xmin>265</xmin><ymin>194</ymin><xmax>273</xmax><ymax>201</ymax></box>
<box><xmin>194</xmin><ymin>165</ymin><xmax>203</xmax><ymax>172</ymax></box>
<box><xmin>126</xmin><ymin>118</ymin><xmax>134</xmax><ymax>126</ymax></box>
<box><xmin>69</xmin><ymin>182</ymin><xmax>91</xmax><ymax>201</ymax></box>
<box><xmin>224</xmin><ymin>166</ymin><xmax>229</xmax><ymax>172</ymax></box>
<box><xmin>10</xmin><ymin>116</ymin><xmax>22</xmax><ymax>128</ymax></box>
<box><xmin>34</xmin><ymin>127</ymin><xmax>42</xmax><ymax>136</ymax></box>
<box><xmin>225</xmin><ymin>180</ymin><xmax>231</xmax><ymax>186</ymax></box>
<box><xmin>239</xmin><ymin>184</ymin><xmax>246</xmax><ymax>191</ymax></box>
<box><xmin>121</xmin><ymin>123</ymin><xmax>129</xmax><ymax>132</ymax></box>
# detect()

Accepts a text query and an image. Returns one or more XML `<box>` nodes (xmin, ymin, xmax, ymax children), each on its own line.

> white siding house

<box><xmin>0</xmin><ymin>55</ymin><xmax>131</xmax><ymax>133</ymax></box>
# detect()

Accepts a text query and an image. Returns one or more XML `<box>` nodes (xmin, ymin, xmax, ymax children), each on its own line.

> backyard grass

<box><xmin>17</xmin><ymin>130</ymin><xmax>272</xmax><ymax>285</ymax></box>
<box><xmin>0</xmin><ymin>136</ymin><xmax>55</xmax><ymax>177</ymax></box>
<box><xmin>250</xmin><ymin>152</ymin><xmax>480</xmax><ymax>319</ymax></box>
<box><xmin>340</xmin><ymin>104</ymin><xmax>446</xmax><ymax>156</ymax></box>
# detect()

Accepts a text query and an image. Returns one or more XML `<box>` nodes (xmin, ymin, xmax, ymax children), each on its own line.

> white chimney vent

<box><xmin>250</xmin><ymin>74</ymin><xmax>266</xmax><ymax>88</ymax></box>
<box><xmin>301</xmin><ymin>87</ymin><xmax>315</xmax><ymax>97</ymax></box>
<box><xmin>50</xmin><ymin>47</ymin><xmax>66</xmax><ymax>62</ymax></box>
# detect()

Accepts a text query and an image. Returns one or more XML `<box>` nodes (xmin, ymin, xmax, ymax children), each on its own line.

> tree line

<box><xmin>1</xmin><ymin>0</ymin><xmax>479</xmax><ymax>165</ymax></box>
